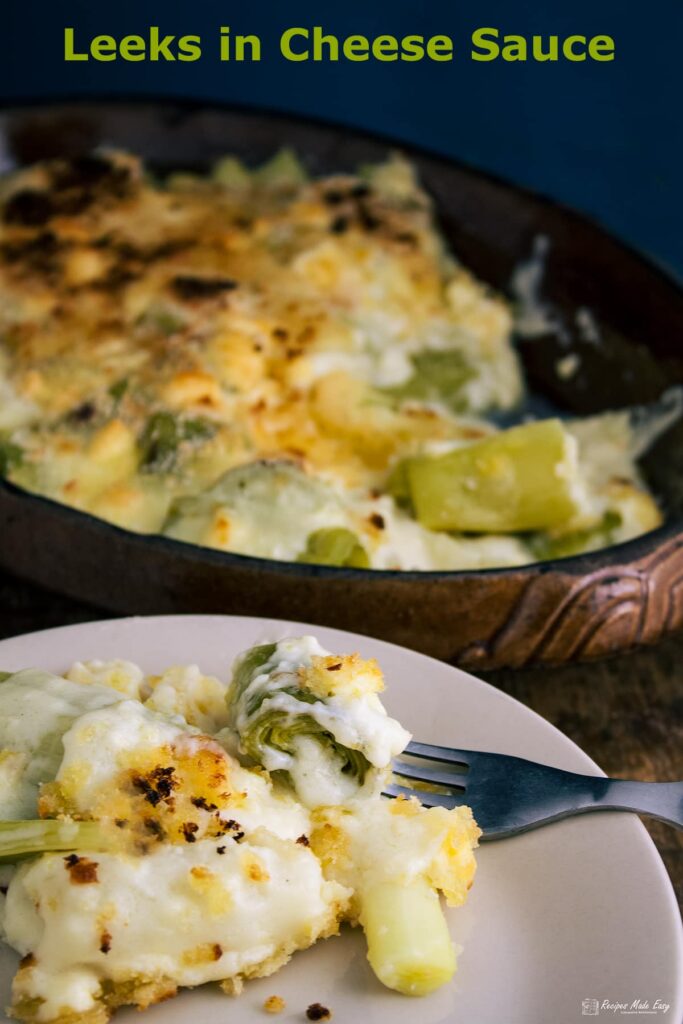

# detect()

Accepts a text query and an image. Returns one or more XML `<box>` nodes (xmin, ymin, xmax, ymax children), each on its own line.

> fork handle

<box><xmin>587</xmin><ymin>778</ymin><xmax>683</xmax><ymax>829</ymax></box>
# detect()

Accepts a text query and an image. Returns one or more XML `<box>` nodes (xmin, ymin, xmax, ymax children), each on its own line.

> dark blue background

<box><xmin>2</xmin><ymin>1</ymin><xmax>681</xmax><ymax>275</ymax></box>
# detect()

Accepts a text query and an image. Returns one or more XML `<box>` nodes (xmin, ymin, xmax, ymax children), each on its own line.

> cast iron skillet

<box><xmin>0</xmin><ymin>100</ymin><xmax>682</xmax><ymax>669</ymax></box>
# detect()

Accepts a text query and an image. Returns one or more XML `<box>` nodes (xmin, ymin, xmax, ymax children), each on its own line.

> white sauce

<box><xmin>4</xmin><ymin>834</ymin><xmax>348</xmax><ymax>1021</ymax></box>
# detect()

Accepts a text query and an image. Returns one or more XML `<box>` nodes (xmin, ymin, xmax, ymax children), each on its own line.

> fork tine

<box><xmin>404</xmin><ymin>741</ymin><xmax>471</xmax><ymax>766</ymax></box>
<box><xmin>392</xmin><ymin>761</ymin><xmax>467</xmax><ymax>789</ymax></box>
<box><xmin>384</xmin><ymin>782</ymin><xmax>466</xmax><ymax>810</ymax></box>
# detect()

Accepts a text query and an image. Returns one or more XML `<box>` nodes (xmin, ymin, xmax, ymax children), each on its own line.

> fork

<box><xmin>386</xmin><ymin>742</ymin><xmax>683</xmax><ymax>839</ymax></box>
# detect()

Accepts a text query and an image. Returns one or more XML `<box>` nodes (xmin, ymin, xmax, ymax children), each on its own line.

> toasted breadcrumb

<box><xmin>264</xmin><ymin>994</ymin><xmax>286</xmax><ymax>1014</ymax></box>
<box><xmin>306</xmin><ymin>1003</ymin><xmax>332</xmax><ymax>1021</ymax></box>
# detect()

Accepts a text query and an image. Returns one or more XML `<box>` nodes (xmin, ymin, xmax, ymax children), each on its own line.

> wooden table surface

<box><xmin>0</xmin><ymin>568</ymin><xmax>680</xmax><ymax>906</ymax></box>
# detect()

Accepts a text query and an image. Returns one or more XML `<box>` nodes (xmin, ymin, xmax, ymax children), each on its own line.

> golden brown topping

<box><xmin>302</xmin><ymin>653</ymin><xmax>384</xmax><ymax>699</ymax></box>
<box><xmin>63</xmin><ymin>854</ymin><xmax>99</xmax><ymax>884</ymax></box>
<box><xmin>242</xmin><ymin>851</ymin><xmax>270</xmax><ymax>883</ymax></box>
<box><xmin>263</xmin><ymin>994</ymin><xmax>286</xmax><ymax>1014</ymax></box>
<box><xmin>18</xmin><ymin>953</ymin><xmax>36</xmax><ymax>969</ymax></box>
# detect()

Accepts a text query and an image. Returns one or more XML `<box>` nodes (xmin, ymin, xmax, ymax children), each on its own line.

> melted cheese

<box><xmin>0</xmin><ymin>151</ymin><xmax>672</xmax><ymax>570</ymax></box>
<box><xmin>0</xmin><ymin>640</ymin><xmax>481</xmax><ymax>1022</ymax></box>
<box><xmin>5</xmin><ymin>834</ymin><xmax>347</xmax><ymax>1022</ymax></box>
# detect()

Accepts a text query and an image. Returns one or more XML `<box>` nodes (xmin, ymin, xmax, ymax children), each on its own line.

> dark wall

<box><xmin>2</xmin><ymin>0</ymin><xmax>681</xmax><ymax>274</ymax></box>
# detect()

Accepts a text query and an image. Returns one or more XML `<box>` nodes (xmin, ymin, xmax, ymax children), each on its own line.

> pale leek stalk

<box><xmin>360</xmin><ymin>878</ymin><xmax>456</xmax><ymax>996</ymax></box>
<box><xmin>297</xmin><ymin>527</ymin><xmax>370</xmax><ymax>568</ymax></box>
<box><xmin>0</xmin><ymin>820</ymin><xmax>110</xmax><ymax>863</ymax></box>
<box><xmin>406</xmin><ymin>418</ymin><xmax>583</xmax><ymax>533</ymax></box>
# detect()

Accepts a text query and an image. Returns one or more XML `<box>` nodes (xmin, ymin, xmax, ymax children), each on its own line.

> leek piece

<box><xmin>386</xmin><ymin>460</ymin><xmax>414</xmax><ymax>511</ymax></box>
<box><xmin>298</xmin><ymin>528</ymin><xmax>370</xmax><ymax>568</ymax></box>
<box><xmin>254</xmin><ymin>149</ymin><xmax>308</xmax><ymax>187</ymax></box>
<box><xmin>0</xmin><ymin>819</ymin><xmax>110</xmax><ymax>863</ymax></box>
<box><xmin>361</xmin><ymin>878</ymin><xmax>456</xmax><ymax>996</ymax></box>
<box><xmin>212</xmin><ymin>155</ymin><xmax>251</xmax><ymax>188</ymax></box>
<box><xmin>382</xmin><ymin>350</ymin><xmax>474</xmax><ymax>413</ymax></box>
<box><xmin>0</xmin><ymin>440</ymin><xmax>23</xmax><ymax>478</ymax></box>
<box><xmin>139</xmin><ymin>412</ymin><xmax>215</xmax><ymax>473</ymax></box>
<box><xmin>227</xmin><ymin>641</ymin><xmax>373</xmax><ymax>797</ymax></box>
<box><xmin>406</xmin><ymin>419</ymin><xmax>583</xmax><ymax>533</ymax></box>
<box><xmin>530</xmin><ymin>510</ymin><xmax>622</xmax><ymax>560</ymax></box>
<box><xmin>108</xmin><ymin>378</ymin><xmax>129</xmax><ymax>405</ymax></box>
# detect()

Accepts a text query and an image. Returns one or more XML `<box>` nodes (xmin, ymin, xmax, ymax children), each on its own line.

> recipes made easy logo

<box><xmin>582</xmin><ymin>998</ymin><xmax>671</xmax><ymax>1016</ymax></box>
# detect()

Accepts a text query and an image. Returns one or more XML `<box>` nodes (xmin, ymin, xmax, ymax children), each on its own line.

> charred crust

<box><xmin>170</xmin><ymin>275</ymin><xmax>238</xmax><ymax>300</ymax></box>
<box><xmin>296</xmin><ymin>834</ymin><xmax>310</xmax><ymax>847</ymax></box>
<box><xmin>90</xmin><ymin>264</ymin><xmax>138</xmax><ymax>292</ymax></box>
<box><xmin>369</xmin><ymin>512</ymin><xmax>386</xmax><ymax>530</ymax></box>
<box><xmin>211</xmin><ymin>943</ymin><xmax>223</xmax><ymax>961</ymax></box>
<box><xmin>63</xmin><ymin>854</ymin><xmax>99</xmax><ymax>884</ymax></box>
<box><xmin>191</xmin><ymin>796</ymin><xmax>218</xmax><ymax>812</ymax></box>
<box><xmin>18</xmin><ymin>953</ymin><xmax>36</xmax><ymax>970</ymax></box>
<box><xmin>306</xmin><ymin>1004</ymin><xmax>332</xmax><ymax>1021</ymax></box>
<box><xmin>394</xmin><ymin>231</ymin><xmax>417</xmax><ymax>245</ymax></box>
<box><xmin>326</xmin><ymin>663</ymin><xmax>343</xmax><ymax>672</ymax></box>
<box><xmin>1</xmin><ymin>230</ymin><xmax>64</xmax><ymax>277</ymax></box>
<box><xmin>144</xmin><ymin>817</ymin><xmax>166</xmax><ymax>839</ymax></box>
<box><xmin>67</xmin><ymin>401</ymin><xmax>97</xmax><ymax>424</ymax></box>
<box><xmin>131</xmin><ymin>765</ymin><xmax>177</xmax><ymax>806</ymax></box>
<box><xmin>357</xmin><ymin>203</ymin><xmax>380</xmax><ymax>232</ymax></box>
<box><xmin>221</xmin><ymin>819</ymin><xmax>245</xmax><ymax>840</ymax></box>
<box><xmin>181</xmin><ymin>821</ymin><xmax>199</xmax><ymax>843</ymax></box>
<box><xmin>216</xmin><ymin>845</ymin><xmax>227</xmax><ymax>855</ymax></box>
<box><xmin>48</xmin><ymin>154</ymin><xmax>135</xmax><ymax>209</ymax></box>
<box><xmin>329</xmin><ymin>215</ymin><xmax>349</xmax><ymax>235</ymax></box>
<box><xmin>99</xmin><ymin>930</ymin><xmax>112</xmax><ymax>954</ymax></box>
<box><xmin>51</xmin><ymin>154</ymin><xmax>127</xmax><ymax>191</ymax></box>
<box><xmin>3</xmin><ymin>189</ymin><xmax>54</xmax><ymax>227</ymax></box>
<box><xmin>95</xmin><ymin>236</ymin><xmax>191</xmax><ymax>263</ymax></box>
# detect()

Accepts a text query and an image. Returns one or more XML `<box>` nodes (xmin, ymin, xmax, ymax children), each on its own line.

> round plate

<box><xmin>0</xmin><ymin>615</ymin><xmax>680</xmax><ymax>1024</ymax></box>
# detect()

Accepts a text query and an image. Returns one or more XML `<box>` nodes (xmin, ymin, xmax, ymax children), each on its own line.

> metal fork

<box><xmin>386</xmin><ymin>742</ymin><xmax>683</xmax><ymax>840</ymax></box>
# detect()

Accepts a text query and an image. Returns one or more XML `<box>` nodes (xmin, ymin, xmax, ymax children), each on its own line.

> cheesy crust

<box><xmin>0</xmin><ymin>150</ymin><xmax>667</xmax><ymax>568</ymax></box>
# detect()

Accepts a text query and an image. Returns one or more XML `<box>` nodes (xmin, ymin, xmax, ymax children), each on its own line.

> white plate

<box><xmin>0</xmin><ymin>615</ymin><xmax>680</xmax><ymax>1024</ymax></box>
